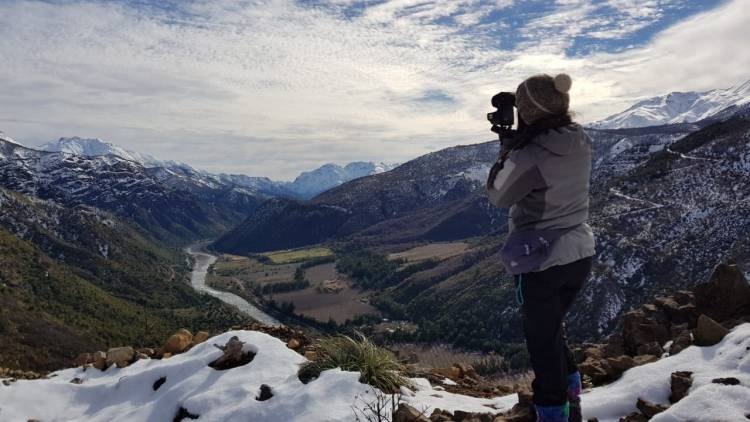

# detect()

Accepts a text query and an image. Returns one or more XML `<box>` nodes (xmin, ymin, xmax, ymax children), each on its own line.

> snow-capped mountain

<box><xmin>591</xmin><ymin>79</ymin><xmax>750</xmax><ymax>129</ymax></box>
<box><xmin>38</xmin><ymin>136</ymin><xmax>192</xmax><ymax>170</ymax></box>
<box><xmin>37</xmin><ymin>136</ymin><xmax>398</xmax><ymax>199</ymax></box>
<box><xmin>0</xmin><ymin>137</ymin><xmax>263</xmax><ymax>243</ymax></box>
<box><xmin>284</xmin><ymin>161</ymin><xmax>399</xmax><ymax>199</ymax></box>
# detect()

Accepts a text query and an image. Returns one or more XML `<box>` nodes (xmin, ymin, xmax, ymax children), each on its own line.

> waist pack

<box><xmin>500</xmin><ymin>226</ymin><xmax>578</xmax><ymax>274</ymax></box>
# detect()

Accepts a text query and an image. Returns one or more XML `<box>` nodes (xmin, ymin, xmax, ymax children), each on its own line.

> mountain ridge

<box><xmin>591</xmin><ymin>79</ymin><xmax>750</xmax><ymax>129</ymax></box>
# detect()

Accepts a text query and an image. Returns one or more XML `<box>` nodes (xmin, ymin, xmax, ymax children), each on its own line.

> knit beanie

<box><xmin>515</xmin><ymin>74</ymin><xmax>572</xmax><ymax>124</ymax></box>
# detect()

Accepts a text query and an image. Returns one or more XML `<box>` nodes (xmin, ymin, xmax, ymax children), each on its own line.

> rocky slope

<box><xmin>0</xmin><ymin>137</ymin><xmax>260</xmax><ymax>243</ymax></box>
<box><xmin>0</xmin><ymin>187</ymin><xmax>250</xmax><ymax>371</ymax></box>
<box><xmin>214</xmin><ymin>141</ymin><xmax>505</xmax><ymax>253</ymax></box>
<box><xmin>591</xmin><ymin>79</ymin><xmax>750</xmax><ymax>129</ymax></box>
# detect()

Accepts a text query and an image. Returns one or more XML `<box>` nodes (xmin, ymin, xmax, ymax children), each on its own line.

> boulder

<box><xmin>162</xmin><ymin>352</ymin><xmax>173</xmax><ymax>359</ymax></box>
<box><xmin>618</xmin><ymin>411</ymin><xmax>648</xmax><ymax>422</ymax></box>
<box><xmin>393</xmin><ymin>403</ymin><xmax>430</xmax><ymax>422</ymax></box>
<box><xmin>106</xmin><ymin>347</ymin><xmax>134</xmax><ymax>368</ymax></box>
<box><xmin>636</xmin><ymin>397</ymin><xmax>668</xmax><ymax>418</ymax></box>
<box><xmin>669</xmin><ymin>330</ymin><xmax>692</xmax><ymax>355</ymax></box>
<box><xmin>578</xmin><ymin>359</ymin><xmax>611</xmax><ymax>385</ymax></box>
<box><xmin>632</xmin><ymin>355</ymin><xmax>659</xmax><ymax>366</ymax></box>
<box><xmin>606</xmin><ymin>355</ymin><xmax>635</xmax><ymax>374</ymax></box>
<box><xmin>621</xmin><ymin>309</ymin><xmax>670</xmax><ymax>356</ymax></box>
<box><xmin>193</xmin><ymin>331</ymin><xmax>210</xmax><ymax>345</ymax></box>
<box><xmin>287</xmin><ymin>339</ymin><xmax>300</xmax><ymax>349</ymax></box>
<box><xmin>92</xmin><ymin>351</ymin><xmax>107</xmax><ymax>370</ymax></box>
<box><xmin>428</xmin><ymin>408</ymin><xmax>453</xmax><ymax>422</ymax></box>
<box><xmin>163</xmin><ymin>329</ymin><xmax>193</xmax><ymax>354</ymax></box>
<box><xmin>693</xmin><ymin>264</ymin><xmax>750</xmax><ymax>322</ymax></box>
<box><xmin>669</xmin><ymin>371</ymin><xmax>692</xmax><ymax>403</ymax></box>
<box><xmin>692</xmin><ymin>314</ymin><xmax>729</xmax><ymax>346</ymax></box>
<box><xmin>636</xmin><ymin>341</ymin><xmax>663</xmax><ymax>357</ymax></box>
<box><xmin>74</xmin><ymin>353</ymin><xmax>91</xmax><ymax>367</ymax></box>
<box><xmin>136</xmin><ymin>348</ymin><xmax>155</xmax><ymax>358</ymax></box>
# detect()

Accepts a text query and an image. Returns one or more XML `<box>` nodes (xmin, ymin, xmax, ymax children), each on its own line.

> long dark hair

<box><xmin>487</xmin><ymin>113</ymin><xmax>573</xmax><ymax>189</ymax></box>
<box><xmin>499</xmin><ymin>113</ymin><xmax>573</xmax><ymax>167</ymax></box>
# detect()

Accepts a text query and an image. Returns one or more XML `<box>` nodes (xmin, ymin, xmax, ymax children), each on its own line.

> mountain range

<box><xmin>213</xmin><ymin>89</ymin><xmax>750</xmax><ymax>345</ymax></box>
<box><xmin>591</xmin><ymin>79</ymin><xmax>750</xmax><ymax>129</ymax></box>
<box><xmin>1</xmin><ymin>80</ymin><xmax>749</xmax><ymax>369</ymax></box>
<box><xmin>37</xmin><ymin>137</ymin><xmax>398</xmax><ymax>200</ymax></box>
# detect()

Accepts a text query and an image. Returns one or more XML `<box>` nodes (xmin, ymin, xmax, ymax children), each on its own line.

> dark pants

<box><xmin>517</xmin><ymin>257</ymin><xmax>592</xmax><ymax>406</ymax></box>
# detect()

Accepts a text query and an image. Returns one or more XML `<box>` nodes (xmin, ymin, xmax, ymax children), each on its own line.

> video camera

<box><xmin>487</xmin><ymin>92</ymin><xmax>517</xmax><ymax>139</ymax></box>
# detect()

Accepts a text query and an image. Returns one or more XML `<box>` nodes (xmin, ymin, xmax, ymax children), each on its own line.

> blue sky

<box><xmin>0</xmin><ymin>0</ymin><xmax>747</xmax><ymax>179</ymax></box>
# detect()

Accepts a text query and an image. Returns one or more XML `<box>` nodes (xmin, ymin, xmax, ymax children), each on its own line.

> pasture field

<box><xmin>268</xmin><ymin>262</ymin><xmax>379</xmax><ymax>323</ymax></box>
<box><xmin>387</xmin><ymin>241</ymin><xmax>470</xmax><ymax>263</ymax></box>
<box><xmin>261</xmin><ymin>247</ymin><xmax>333</xmax><ymax>264</ymax></box>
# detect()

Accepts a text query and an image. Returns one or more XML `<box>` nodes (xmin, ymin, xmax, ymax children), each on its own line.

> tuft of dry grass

<box><xmin>299</xmin><ymin>333</ymin><xmax>409</xmax><ymax>393</ymax></box>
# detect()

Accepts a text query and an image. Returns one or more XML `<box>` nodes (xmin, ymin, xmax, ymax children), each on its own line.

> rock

<box><xmin>600</xmin><ymin>332</ymin><xmax>626</xmax><ymax>358</ymax></box>
<box><xmin>669</xmin><ymin>330</ymin><xmax>693</xmax><ymax>355</ymax></box>
<box><xmin>137</xmin><ymin>348</ymin><xmax>155</xmax><ymax>357</ymax></box>
<box><xmin>162</xmin><ymin>352</ymin><xmax>172</xmax><ymax>359</ymax></box>
<box><xmin>429</xmin><ymin>408</ymin><xmax>454</xmax><ymax>422</ymax></box>
<box><xmin>693</xmin><ymin>314</ymin><xmax>729</xmax><ymax>346</ymax></box>
<box><xmin>287</xmin><ymin>339</ymin><xmax>300</xmax><ymax>349</ymax></box>
<box><xmin>393</xmin><ymin>403</ymin><xmax>430</xmax><ymax>422</ymax></box>
<box><xmin>711</xmin><ymin>377</ymin><xmax>740</xmax><ymax>385</ymax></box>
<box><xmin>606</xmin><ymin>355</ymin><xmax>635</xmax><ymax>374</ymax></box>
<box><xmin>636</xmin><ymin>397</ymin><xmax>668</xmax><ymax>418</ymax></box>
<box><xmin>304</xmin><ymin>350</ymin><xmax>317</xmax><ymax>361</ymax></box>
<box><xmin>74</xmin><ymin>353</ymin><xmax>91</xmax><ymax>367</ymax></box>
<box><xmin>164</xmin><ymin>329</ymin><xmax>193</xmax><ymax>354</ymax></box>
<box><xmin>618</xmin><ymin>411</ymin><xmax>648</xmax><ymax>422</ymax></box>
<box><xmin>621</xmin><ymin>309</ymin><xmax>670</xmax><ymax>356</ymax></box>
<box><xmin>135</xmin><ymin>353</ymin><xmax>150</xmax><ymax>361</ymax></box>
<box><xmin>193</xmin><ymin>331</ymin><xmax>210</xmax><ymax>345</ymax></box>
<box><xmin>672</xmin><ymin>290</ymin><xmax>694</xmax><ymax>306</ymax></box>
<box><xmin>455</xmin><ymin>363</ymin><xmax>478</xmax><ymax>379</ymax></box>
<box><xmin>669</xmin><ymin>371</ymin><xmax>693</xmax><ymax>403</ymax></box>
<box><xmin>579</xmin><ymin>359</ymin><xmax>611</xmax><ymax>385</ymax></box>
<box><xmin>209</xmin><ymin>336</ymin><xmax>255</xmax><ymax>370</ymax></box>
<box><xmin>636</xmin><ymin>341</ymin><xmax>663</xmax><ymax>357</ymax></box>
<box><xmin>430</xmin><ymin>366</ymin><xmax>461</xmax><ymax>380</ymax></box>
<box><xmin>632</xmin><ymin>354</ymin><xmax>659</xmax><ymax>366</ymax></box>
<box><xmin>256</xmin><ymin>384</ymin><xmax>273</xmax><ymax>401</ymax></box>
<box><xmin>106</xmin><ymin>347</ymin><xmax>134</xmax><ymax>368</ymax></box>
<box><xmin>676</xmin><ymin>304</ymin><xmax>699</xmax><ymax>328</ymax></box>
<box><xmin>693</xmin><ymin>264</ymin><xmax>750</xmax><ymax>322</ymax></box>
<box><xmin>92</xmin><ymin>351</ymin><xmax>107</xmax><ymax>370</ymax></box>
<box><xmin>70</xmin><ymin>377</ymin><xmax>83</xmax><ymax>384</ymax></box>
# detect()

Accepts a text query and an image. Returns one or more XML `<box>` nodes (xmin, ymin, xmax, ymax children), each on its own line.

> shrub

<box><xmin>298</xmin><ymin>333</ymin><xmax>409</xmax><ymax>393</ymax></box>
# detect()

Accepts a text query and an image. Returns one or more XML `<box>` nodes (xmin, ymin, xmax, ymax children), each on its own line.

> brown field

<box><xmin>387</xmin><ymin>242</ymin><xmax>471</xmax><ymax>263</ymax></box>
<box><xmin>270</xmin><ymin>285</ymin><xmax>379</xmax><ymax>324</ymax></box>
<box><xmin>268</xmin><ymin>263</ymin><xmax>380</xmax><ymax>323</ymax></box>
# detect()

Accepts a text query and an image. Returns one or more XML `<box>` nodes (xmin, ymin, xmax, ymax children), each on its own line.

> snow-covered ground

<box><xmin>1</xmin><ymin>325</ymin><xmax>748</xmax><ymax>422</ymax></box>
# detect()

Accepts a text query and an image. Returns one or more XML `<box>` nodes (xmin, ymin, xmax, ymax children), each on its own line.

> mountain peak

<box><xmin>591</xmin><ymin>79</ymin><xmax>750</xmax><ymax>129</ymax></box>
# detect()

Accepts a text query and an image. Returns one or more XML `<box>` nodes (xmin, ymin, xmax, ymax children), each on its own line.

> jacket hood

<box><xmin>531</xmin><ymin>123</ymin><xmax>587</xmax><ymax>156</ymax></box>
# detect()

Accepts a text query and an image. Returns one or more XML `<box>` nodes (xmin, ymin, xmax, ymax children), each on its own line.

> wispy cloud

<box><xmin>0</xmin><ymin>0</ymin><xmax>746</xmax><ymax>179</ymax></box>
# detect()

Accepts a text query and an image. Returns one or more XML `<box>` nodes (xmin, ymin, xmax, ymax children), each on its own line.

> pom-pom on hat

<box><xmin>515</xmin><ymin>73</ymin><xmax>572</xmax><ymax>124</ymax></box>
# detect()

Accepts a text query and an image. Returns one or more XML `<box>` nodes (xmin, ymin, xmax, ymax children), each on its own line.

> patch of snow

<box><xmin>583</xmin><ymin>323</ymin><xmax>750</xmax><ymax>421</ymax></box>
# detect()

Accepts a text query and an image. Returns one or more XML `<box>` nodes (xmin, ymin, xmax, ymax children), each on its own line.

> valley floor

<box><xmin>1</xmin><ymin>324</ymin><xmax>748</xmax><ymax>421</ymax></box>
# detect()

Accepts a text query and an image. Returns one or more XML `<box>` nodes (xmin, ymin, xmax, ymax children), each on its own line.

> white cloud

<box><xmin>0</xmin><ymin>0</ymin><xmax>747</xmax><ymax>179</ymax></box>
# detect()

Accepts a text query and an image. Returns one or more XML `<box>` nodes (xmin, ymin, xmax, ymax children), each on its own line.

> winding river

<box><xmin>185</xmin><ymin>243</ymin><xmax>280</xmax><ymax>326</ymax></box>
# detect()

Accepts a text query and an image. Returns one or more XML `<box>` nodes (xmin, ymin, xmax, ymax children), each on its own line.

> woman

<box><xmin>486</xmin><ymin>74</ymin><xmax>596</xmax><ymax>422</ymax></box>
